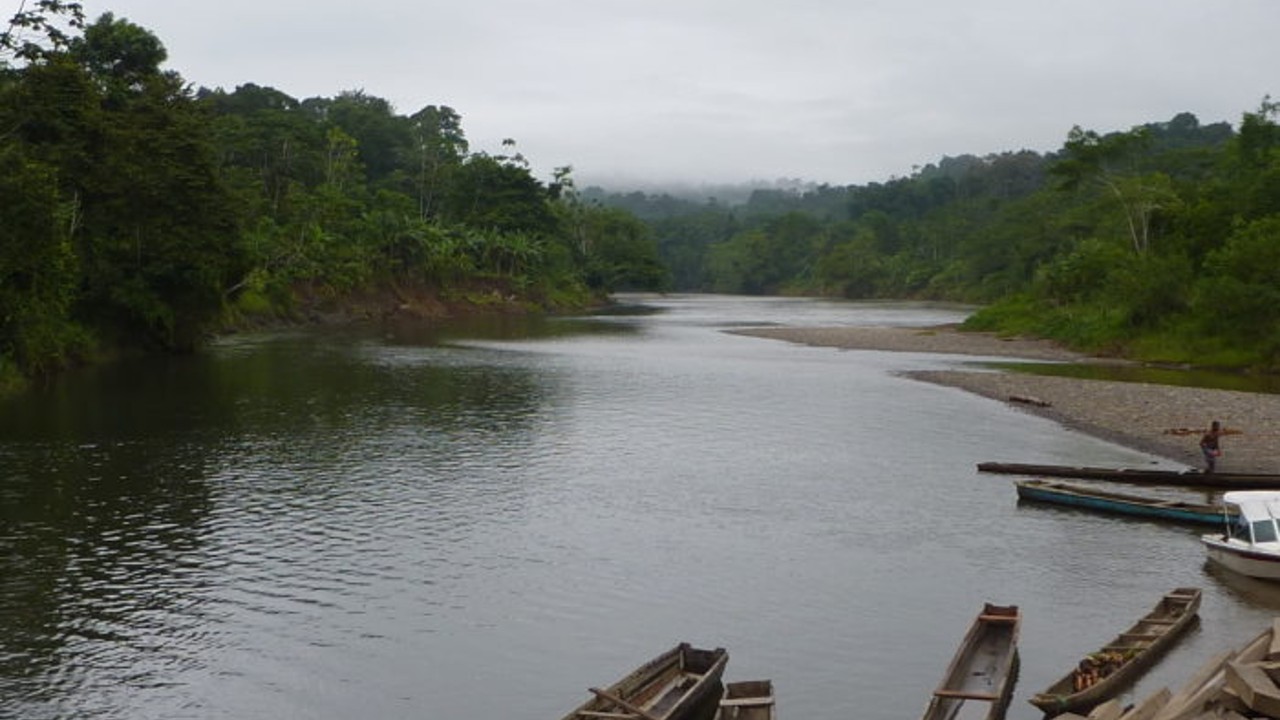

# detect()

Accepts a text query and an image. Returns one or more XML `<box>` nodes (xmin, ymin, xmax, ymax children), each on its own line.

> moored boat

<box><xmin>1028</xmin><ymin>587</ymin><xmax>1202</xmax><ymax>715</ymax></box>
<box><xmin>978</xmin><ymin>462</ymin><xmax>1280</xmax><ymax>489</ymax></box>
<box><xmin>1202</xmin><ymin>491</ymin><xmax>1280</xmax><ymax>580</ymax></box>
<box><xmin>560</xmin><ymin>643</ymin><xmax>728</xmax><ymax>720</ymax></box>
<box><xmin>1014</xmin><ymin>479</ymin><xmax>1232</xmax><ymax>525</ymax></box>
<box><xmin>921</xmin><ymin>603</ymin><xmax>1020</xmax><ymax>720</ymax></box>
<box><xmin>713</xmin><ymin>679</ymin><xmax>775</xmax><ymax>720</ymax></box>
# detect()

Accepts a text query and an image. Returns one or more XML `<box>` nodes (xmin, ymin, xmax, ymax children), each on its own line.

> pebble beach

<box><xmin>738</xmin><ymin>325</ymin><xmax>1280</xmax><ymax>474</ymax></box>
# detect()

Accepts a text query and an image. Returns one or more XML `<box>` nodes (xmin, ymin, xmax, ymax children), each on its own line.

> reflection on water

<box><xmin>2</xmin><ymin>294</ymin><xmax>1279</xmax><ymax>720</ymax></box>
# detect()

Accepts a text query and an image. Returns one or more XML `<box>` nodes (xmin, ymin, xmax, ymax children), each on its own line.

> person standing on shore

<box><xmin>1200</xmin><ymin>420</ymin><xmax>1223</xmax><ymax>473</ymax></box>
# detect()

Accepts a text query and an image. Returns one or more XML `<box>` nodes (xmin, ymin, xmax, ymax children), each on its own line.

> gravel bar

<box><xmin>736</xmin><ymin>325</ymin><xmax>1280</xmax><ymax>474</ymax></box>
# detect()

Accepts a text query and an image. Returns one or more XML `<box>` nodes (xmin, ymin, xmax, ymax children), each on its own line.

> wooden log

<box><xmin>1009</xmin><ymin>394</ymin><xmax>1051</xmax><ymax>407</ymax></box>
<box><xmin>1224</xmin><ymin>660</ymin><xmax>1280</xmax><ymax>717</ymax></box>
<box><xmin>588</xmin><ymin>688</ymin><xmax>660</xmax><ymax>720</ymax></box>
<box><xmin>1217</xmin><ymin>685</ymin><xmax>1250</xmax><ymax>715</ymax></box>
<box><xmin>1236</xmin><ymin>627</ymin><xmax>1272</xmax><ymax>664</ymax></box>
<box><xmin>1152</xmin><ymin>650</ymin><xmax>1235</xmax><ymax>720</ymax></box>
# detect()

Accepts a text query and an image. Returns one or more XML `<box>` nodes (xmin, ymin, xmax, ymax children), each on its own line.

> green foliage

<box><xmin>0</xmin><ymin>14</ymin><xmax>646</xmax><ymax>382</ymax></box>
<box><xmin>5</xmin><ymin>8</ymin><xmax>1280</xmax><ymax>380</ymax></box>
<box><xmin>1</xmin><ymin>0</ymin><xmax>84</xmax><ymax>63</ymax></box>
<box><xmin>0</xmin><ymin>141</ymin><xmax>88</xmax><ymax>374</ymax></box>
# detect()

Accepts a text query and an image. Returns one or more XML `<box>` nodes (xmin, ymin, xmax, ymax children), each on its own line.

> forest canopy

<box><xmin>587</xmin><ymin>105</ymin><xmax>1280</xmax><ymax>370</ymax></box>
<box><xmin>1</xmin><ymin>7</ymin><xmax>666</xmax><ymax>389</ymax></box>
<box><xmin>3</xmin><ymin>4</ymin><xmax>1280</xmax><ymax>392</ymax></box>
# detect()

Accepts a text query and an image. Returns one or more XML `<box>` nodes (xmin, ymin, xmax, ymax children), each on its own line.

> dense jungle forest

<box><xmin>587</xmin><ymin>101</ymin><xmax>1280</xmax><ymax>371</ymax></box>
<box><xmin>3</xmin><ymin>4</ymin><xmax>1280</xmax><ymax>393</ymax></box>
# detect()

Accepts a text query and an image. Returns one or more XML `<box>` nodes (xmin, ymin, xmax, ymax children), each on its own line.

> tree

<box><xmin>408</xmin><ymin>104</ymin><xmax>467</xmax><ymax>220</ymax></box>
<box><xmin>68</xmin><ymin>11</ymin><xmax>164</xmax><ymax>93</ymax></box>
<box><xmin>1052</xmin><ymin>125</ymin><xmax>1178</xmax><ymax>254</ymax></box>
<box><xmin>1</xmin><ymin>0</ymin><xmax>83</xmax><ymax>63</ymax></box>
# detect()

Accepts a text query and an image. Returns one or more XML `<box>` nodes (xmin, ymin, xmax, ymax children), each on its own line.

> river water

<box><xmin>4</xmin><ymin>294</ymin><xmax>1280</xmax><ymax>720</ymax></box>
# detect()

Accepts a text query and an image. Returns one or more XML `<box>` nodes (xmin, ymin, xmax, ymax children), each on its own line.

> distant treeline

<box><xmin>585</xmin><ymin>103</ymin><xmax>1280</xmax><ymax>370</ymax></box>
<box><xmin>5</xmin><ymin>6</ymin><xmax>1280</xmax><ymax>392</ymax></box>
<box><xmin>0</xmin><ymin>7</ymin><xmax>666</xmax><ymax>390</ymax></box>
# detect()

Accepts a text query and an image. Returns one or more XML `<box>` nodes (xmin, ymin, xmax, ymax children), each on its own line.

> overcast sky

<box><xmin>77</xmin><ymin>1</ymin><xmax>1280</xmax><ymax>188</ymax></box>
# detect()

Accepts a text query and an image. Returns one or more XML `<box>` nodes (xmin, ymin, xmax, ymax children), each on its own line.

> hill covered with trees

<box><xmin>1</xmin><ymin>5</ymin><xmax>667</xmax><ymax>391</ymax></box>
<box><xmin>586</xmin><ymin>105</ymin><xmax>1280</xmax><ymax>370</ymax></box>
<box><xmin>5</xmin><ymin>4</ymin><xmax>1279</xmax><ymax>392</ymax></box>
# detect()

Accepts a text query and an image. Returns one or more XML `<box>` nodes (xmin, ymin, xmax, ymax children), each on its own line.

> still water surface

<box><xmin>4</xmin><ymin>294</ymin><xmax>1280</xmax><ymax>720</ymax></box>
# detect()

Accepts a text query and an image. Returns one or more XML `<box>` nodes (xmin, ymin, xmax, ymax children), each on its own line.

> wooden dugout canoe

<box><xmin>978</xmin><ymin>462</ymin><xmax>1280</xmax><ymax>489</ymax></box>
<box><xmin>1028</xmin><ymin>587</ymin><xmax>1202</xmax><ymax>715</ymax></box>
<box><xmin>1014</xmin><ymin>479</ymin><xmax>1235</xmax><ymax>526</ymax></box>
<box><xmin>560</xmin><ymin>643</ymin><xmax>728</xmax><ymax>720</ymax></box>
<box><xmin>921</xmin><ymin>603</ymin><xmax>1021</xmax><ymax>720</ymax></box>
<box><xmin>713</xmin><ymin>679</ymin><xmax>775</xmax><ymax>720</ymax></box>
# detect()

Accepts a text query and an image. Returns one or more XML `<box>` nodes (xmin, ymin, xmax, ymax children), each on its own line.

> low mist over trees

<box><xmin>588</xmin><ymin>108</ymin><xmax>1280</xmax><ymax>369</ymax></box>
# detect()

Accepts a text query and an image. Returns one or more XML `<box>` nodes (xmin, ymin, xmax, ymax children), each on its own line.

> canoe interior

<box><xmin>922</xmin><ymin>603</ymin><xmax>1021</xmax><ymax>720</ymax></box>
<box><xmin>714</xmin><ymin>680</ymin><xmax>775</xmax><ymax>720</ymax></box>
<box><xmin>1029</xmin><ymin>588</ymin><xmax>1202</xmax><ymax>714</ymax></box>
<box><xmin>563</xmin><ymin>643</ymin><xmax>729</xmax><ymax>720</ymax></box>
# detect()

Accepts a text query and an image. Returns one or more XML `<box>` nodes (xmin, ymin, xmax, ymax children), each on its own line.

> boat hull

<box><xmin>1028</xmin><ymin>588</ymin><xmax>1201</xmax><ymax>715</ymax></box>
<box><xmin>921</xmin><ymin>603</ymin><xmax>1020</xmax><ymax>720</ymax></box>
<box><xmin>560</xmin><ymin>643</ymin><xmax>729</xmax><ymax>720</ymax></box>
<box><xmin>1015</xmin><ymin>480</ymin><xmax>1228</xmax><ymax>525</ymax></box>
<box><xmin>1202</xmin><ymin>536</ymin><xmax>1280</xmax><ymax>580</ymax></box>
<box><xmin>713</xmin><ymin>680</ymin><xmax>775</xmax><ymax>720</ymax></box>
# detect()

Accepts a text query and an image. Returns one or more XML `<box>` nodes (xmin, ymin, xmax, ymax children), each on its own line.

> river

<box><xmin>4</xmin><ymin>294</ymin><xmax>1280</xmax><ymax>720</ymax></box>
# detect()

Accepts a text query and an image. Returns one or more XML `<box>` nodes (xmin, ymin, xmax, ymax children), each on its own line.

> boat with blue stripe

<box><xmin>1014</xmin><ymin>479</ymin><xmax>1232</xmax><ymax>525</ymax></box>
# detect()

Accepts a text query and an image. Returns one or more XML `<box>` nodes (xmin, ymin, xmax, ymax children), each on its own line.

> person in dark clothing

<box><xmin>1200</xmin><ymin>420</ymin><xmax>1223</xmax><ymax>473</ymax></box>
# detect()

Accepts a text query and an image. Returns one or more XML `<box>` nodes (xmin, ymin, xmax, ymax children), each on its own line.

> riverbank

<box><xmin>737</xmin><ymin>325</ymin><xmax>1280</xmax><ymax>474</ymax></box>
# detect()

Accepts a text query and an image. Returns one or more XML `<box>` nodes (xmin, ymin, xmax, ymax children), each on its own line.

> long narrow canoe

<box><xmin>1028</xmin><ymin>587</ymin><xmax>1202</xmax><ymax>715</ymax></box>
<box><xmin>1014</xmin><ymin>479</ymin><xmax>1235</xmax><ymax>526</ymax></box>
<box><xmin>979</xmin><ymin>462</ymin><xmax>1280</xmax><ymax>489</ymax></box>
<box><xmin>921</xmin><ymin>603</ymin><xmax>1021</xmax><ymax>720</ymax></box>
<box><xmin>713</xmin><ymin>680</ymin><xmax>775</xmax><ymax>720</ymax></box>
<box><xmin>560</xmin><ymin>643</ymin><xmax>729</xmax><ymax>720</ymax></box>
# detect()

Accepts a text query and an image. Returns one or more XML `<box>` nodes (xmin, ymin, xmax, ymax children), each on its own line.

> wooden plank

<box><xmin>576</xmin><ymin>712</ymin><xmax>638</xmax><ymax>719</ymax></box>
<box><xmin>719</xmin><ymin>697</ymin><xmax>774</xmax><ymax>707</ymax></box>
<box><xmin>931</xmin><ymin>689</ymin><xmax>1000</xmax><ymax>700</ymax></box>
<box><xmin>1118</xmin><ymin>687</ymin><xmax>1171</xmax><ymax>720</ymax></box>
<box><xmin>1087</xmin><ymin>698</ymin><xmax>1124</xmax><ymax>720</ymax></box>
<box><xmin>1225</xmin><ymin>660</ymin><xmax>1280</xmax><ymax>717</ymax></box>
<box><xmin>1152</xmin><ymin>650</ymin><xmax>1235</xmax><ymax>720</ymax></box>
<box><xmin>1269</xmin><ymin>619</ymin><xmax>1280</xmax><ymax>661</ymax></box>
<box><xmin>977</xmin><ymin>614</ymin><xmax>1018</xmax><ymax>623</ymax></box>
<box><xmin>589</xmin><ymin>688</ymin><xmax>661</xmax><ymax>720</ymax></box>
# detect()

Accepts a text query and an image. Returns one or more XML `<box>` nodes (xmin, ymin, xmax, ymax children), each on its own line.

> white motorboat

<box><xmin>1201</xmin><ymin>491</ymin><xmax>1280</xmax><ymax>580</ymax></box>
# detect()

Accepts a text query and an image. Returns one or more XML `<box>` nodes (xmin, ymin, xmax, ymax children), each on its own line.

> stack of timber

<box><xmin>1030</xmin><ymin>588</ymin><xmax>1202</xmax><ymax>716</ymax></box>
<box><xmin>921</xmin><ymin>603</ymin><xmax>1021</xmax><ymax>720</ymax></box>
<box><xmin>1049</xmin><ymin>618</ymin><xmax>1280</xmax><ymax>720</ymax></box>
<box><xmin>560</xmin><ymin>643</ymin><xmax>729</xmax><ymax>720</ymax></box>
<box><xmin>713</xmin><ymin>680</ymin><xmax>775</xmax><ymax>720</ymax></box>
